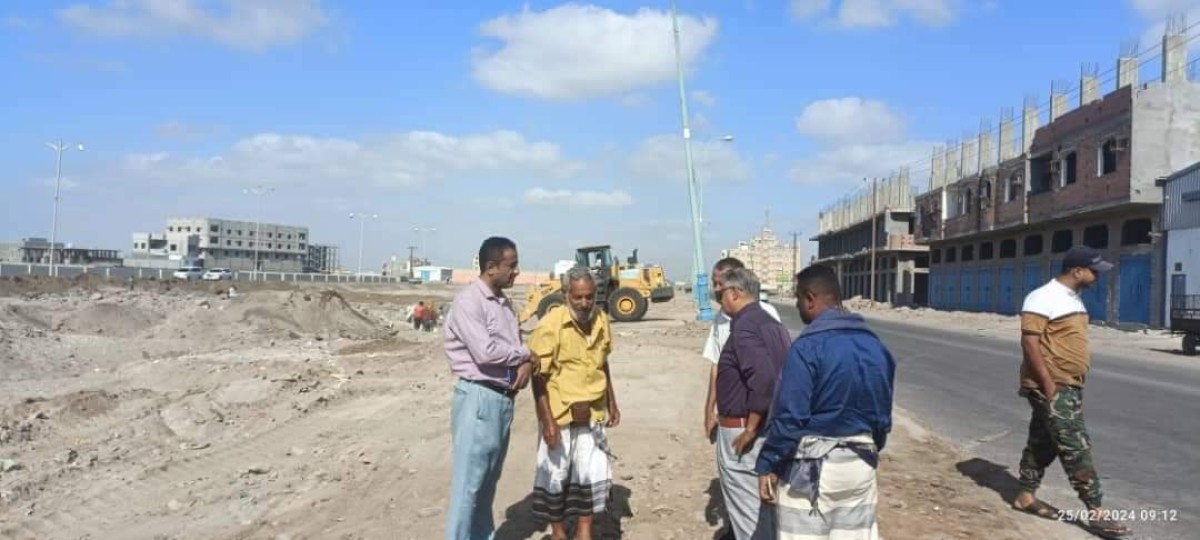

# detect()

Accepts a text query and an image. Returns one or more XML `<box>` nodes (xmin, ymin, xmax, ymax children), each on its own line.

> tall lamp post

<box><xmin>694</xmin><ymin>134</ymin><xmax>734</xmax><ymax>282</ymax></box>
<box><xmin>244</xmin><ymin>185</ymin><xmax>274</xmax><ymax>281</ymax></box>
<box><xmin>46</xmin><ymin>140</ymin><xmax>84</xmax><ymax>277</ymax></box>
<box><xmin>414</xmin><ymin>227</ymin><xmax>437</xmax><ymax>264</ymax></box>
<box><xmin>670</xmin><ymin>0</ymin><xmax>713</xmax><ymax>321</ymax></box>
<box><xmin>350</xmin><ymin>213</ymin><xmax>378</xmax><ymax>281</ymax></box>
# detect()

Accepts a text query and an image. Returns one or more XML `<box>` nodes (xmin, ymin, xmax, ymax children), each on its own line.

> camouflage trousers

<box><xmin>1017</xmin><ymin>385</ymin><xmax>1103</xmax><ymax>508</ymax></box>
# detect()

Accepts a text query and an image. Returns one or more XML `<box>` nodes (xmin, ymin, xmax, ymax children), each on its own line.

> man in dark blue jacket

<box><xmin>755</xmin><ymin>264</ymin><xmax>895</xmax><ymax>540</ymax></box>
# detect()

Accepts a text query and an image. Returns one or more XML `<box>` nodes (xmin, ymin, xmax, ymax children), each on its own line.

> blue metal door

<box><xmin>960</xmin><ymin>267</ymin><xmax>975</xmax><ymax>312</ymax></box>
<box><xmin>946</xmin><ymin>269</ymin><xmax>960</xmax><ymax>311</ymax></box>
<box><xmin>1081</xmin><ymin>272</ymin><xmax>1108</xmax><ymax>321</ymax></box>
<box><xmin>1118</xmin><ymin>254</ymin><xmax>1151</xmax><ymax>324</ymax></box>
<box><xmin>978</xmin><ymin>267</ymin><xmax>994</xmax><ymax>312</ymax></box>
<box><xmin>998</xmin><ymin>265</ymin><xmax>1015</xmax><ymax>314</ymax></box>
<box><xmin>930</xmin><ymin>267</ymin><xmax>942</xmax><ymax>309</ymax></box>
<box><xmin>1022</xmin><ymin>262</ymin><xmax>1043</xmax><ymax>303</ymax></box>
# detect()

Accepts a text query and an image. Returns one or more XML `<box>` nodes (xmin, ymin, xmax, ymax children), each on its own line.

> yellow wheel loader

<box><xmin>519</xmin><ymin>245</ymin><xmax>674</xmax><ymax>323</ymax></box>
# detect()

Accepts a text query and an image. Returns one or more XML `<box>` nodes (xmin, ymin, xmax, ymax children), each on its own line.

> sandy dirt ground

<box><xmin>0</xmin><ymin>276</ymin><xmax>1089</xmax><ymax>539</ymax></box>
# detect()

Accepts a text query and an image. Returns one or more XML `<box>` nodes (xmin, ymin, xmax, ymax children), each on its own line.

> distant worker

<box><xmin>529</xmin><ymin>266</ymin><xmax>620</xmax><ymax>540</ymax></box>
<box><xmin>712</xmin><ymin>267</ymin><xmax>790</xmax><ymax>540</ymax></box>
<box><xmin>442</xmin><ymin>236</ymin><xmax>534</xmax><ymax>540</ymax></box>
<box><xmin>413</xmin><ymin>301</ymin><xmax>427</xmax><ymax>331</ymax></box>
<box><xmin>755</xmin><ymin>264</ymin><xmax>895</xmax><ymax>540</ymax></box>
<box><xmin>1011</xmin><ymin>246</ymin><xmax>1130</xmax><ymax>538</ymax></box>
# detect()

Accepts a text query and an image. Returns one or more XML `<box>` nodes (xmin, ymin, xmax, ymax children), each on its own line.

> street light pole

<box><xmin>244</xmin><ymin>186</ymin><xmax>274</xmax><ymax>281</ymax></box>
<box><xmin>351</xmin><ymin>213</ymin><xmax>378</xmax><ymax>280</ymax></box>
<box><xmin>414</xmin><ymin>227</ymin><xmax>437</xmax><ymax>264</ymax></box>
<box><xmin>671</xmin><ymin>0</ymin><xmax>712</xmax><ymax>322</ymax></box>
<box><xmin>46</xmin><ymin>140</ymin><xmax>83</xmax><ymax>277</ymax></box>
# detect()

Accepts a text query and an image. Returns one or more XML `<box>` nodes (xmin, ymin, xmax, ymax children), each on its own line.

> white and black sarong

<box><xmin>531</xmin><ymin>423</ymin><xmax>614</xmax><ymax>522</ymax></box>
<box><xmin>776</xmin><ymin>434</ymin><xmax>880</xmax><ymax>540</ymax></box>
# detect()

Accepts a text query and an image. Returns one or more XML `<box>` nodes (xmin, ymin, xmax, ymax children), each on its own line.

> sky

<box><xmin>0</xmin><ymin>0</ymin><xmax>1195</xmax><ymax>279</ymax></box>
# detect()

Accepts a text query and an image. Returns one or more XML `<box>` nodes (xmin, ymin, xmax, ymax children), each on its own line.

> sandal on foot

<box><xmin>1087</xmin><ymin>519</ymin><xmax>1131</xmax><ymax>539</ymax></box>
<box><xmin>1011</xmin><ymin>498</ymin><xmax>1057</xmax><ymax>520</ymax></box>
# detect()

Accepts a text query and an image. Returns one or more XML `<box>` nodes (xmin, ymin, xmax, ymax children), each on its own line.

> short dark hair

<box><xmin>713</xmin><ymin>257</ymin><xmax>745</xmax><ymax>273</ymax></box>
<box><xmin>794</xmin><ymin>264</ymin><xmax>841</xmax><ymax>301</ymax></box>
<box><xmin>478</xmin><ymin>237</ymin><xmax>517</xmax><ymax>274</ymax></box>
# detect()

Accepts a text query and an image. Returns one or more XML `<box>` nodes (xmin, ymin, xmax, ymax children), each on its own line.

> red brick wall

<box><xmin>994</xmin><ymin>159</ymin><xmax>1026</xmax><ymax>228</ymax></box>
<box><xmin>1028</xmin><ymin>86</ymin><xmax>1134</xmax><ymax>222</ymax></box>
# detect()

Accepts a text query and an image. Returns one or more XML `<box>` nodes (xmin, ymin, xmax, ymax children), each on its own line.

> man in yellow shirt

<box><xmin>530</xmin><ymin>266</ymin><xmax>620</xmax><ymax>540</ymax></box>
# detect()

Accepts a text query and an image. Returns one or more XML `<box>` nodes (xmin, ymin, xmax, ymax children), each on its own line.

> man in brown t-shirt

<box><xmin>1012</xmin><ymin>246</ymin><xmax>1128</xmax><ymax>537</ymax></box>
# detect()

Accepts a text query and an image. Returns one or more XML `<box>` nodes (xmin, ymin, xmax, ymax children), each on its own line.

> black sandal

<box><xmin>1012</xmin><ymin>498</ymin><xmax>1058</xmax><ymax>520</ymax></box>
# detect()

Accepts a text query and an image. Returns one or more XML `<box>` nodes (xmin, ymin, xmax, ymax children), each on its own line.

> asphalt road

<box><xmin>775</xmin><ymin>306</ymin><xmax>1199</xmax><ymax>540</ymax></box>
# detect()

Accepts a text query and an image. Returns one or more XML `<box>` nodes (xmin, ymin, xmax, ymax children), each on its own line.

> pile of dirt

<box><xmin>236</xmin><ymin>289</ymin><xmax>381</xmax><ymax>339</ymax></box>
<box><xmin>56</xmin><ymin>302</ymin><xmax>165</xmax><ymax>337</ymax></box>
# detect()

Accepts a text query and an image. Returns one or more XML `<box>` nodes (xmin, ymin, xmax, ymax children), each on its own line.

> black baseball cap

<box><xmin>1062</xmin><ymin>246</ymin><xmax>1114</xmax><ymax>273</ymax></box>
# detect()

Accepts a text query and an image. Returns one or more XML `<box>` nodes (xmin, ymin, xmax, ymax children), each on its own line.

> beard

<box><xmin>570</xmin><ymin>305</ymin><xmax>598</xmax><ymax>325</ymax></box>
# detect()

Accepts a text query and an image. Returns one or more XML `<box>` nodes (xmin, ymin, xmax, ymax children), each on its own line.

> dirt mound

<box><xmin>238</xmin><ymin>289</ymin><xmax>379</xmax><ymax>338</ymax></box>
<box><xmin>56</xmin><ymin>302</ymin><xmax>165</xmax><ymax>337</ymax></box>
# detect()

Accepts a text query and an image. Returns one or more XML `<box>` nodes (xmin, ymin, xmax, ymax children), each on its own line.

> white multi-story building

<box><xmin>721</xmin><ymin>224</ymin><xmax>803</xmax><ymax>294</ymax></box>
<box><xmin>130</xmin><ymin>218</ymin><xmax>310</xmax><ymax>272</ymax></box>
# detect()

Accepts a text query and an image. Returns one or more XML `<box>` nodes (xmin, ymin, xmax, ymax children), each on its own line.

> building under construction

<box><xmin>813</xmin><ymin>173</ymin><xmax>930</xmax><ymax>306</ymax></box>
<box><xmin>912</xmin><ymin>21</ymin><xmax>1200</xmax><ymax>326</ymax></box>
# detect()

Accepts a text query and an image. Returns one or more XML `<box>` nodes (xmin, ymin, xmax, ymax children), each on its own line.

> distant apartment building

<box><xmin>813</xmin><ymin>174</ymin><xmax>929</xmax><ymax>306</ymax></box>
<box><xmin>911</xmin><ymin>28</ymin><xmax>1200</xmax><ymax>326</ymax></box>
<box><xmin>129</xmin><ymin>217</ymin><xmax>310</xmax><ymax>272</ymax></box>
<box><xmin>0</xmin><ymin>237</ymin><xmax>121</xmax><ymax>266</ymax></box>
<box><xmin>305</xmin><ymin>244</ymin><xmax>340</xmax><ymax>274</ymax></box>
<box><xmin>720</xmin><ymin>221</ymin><xmax>803</xmax><ymax>294</ymax></box>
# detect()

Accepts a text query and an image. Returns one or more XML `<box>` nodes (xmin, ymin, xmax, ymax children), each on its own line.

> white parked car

<box><xmin>202</xmin><ymin>268</ymin><xmax>234</xmax><ymax>281</ymax></box>
<box><xmin>173</xmin><ymin>266</ymin><xmax>205</xmax><ymax>280</ymax></box>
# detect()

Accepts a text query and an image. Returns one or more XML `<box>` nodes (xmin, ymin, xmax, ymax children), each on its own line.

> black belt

<box><xmin>463</xmin><ymin>378</ymin><xmax>518</xmax><ymax>398</ymax></box>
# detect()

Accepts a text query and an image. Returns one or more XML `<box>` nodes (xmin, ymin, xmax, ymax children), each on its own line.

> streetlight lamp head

<box><xmin>721</xmin><ymin>135</ymin><xmax>734</xmax><ymax>142</ymax></box>
<box><xmin>76</xmin><ymin>144</ymin><xmax>85</xmax><ymax>151</ymax></box>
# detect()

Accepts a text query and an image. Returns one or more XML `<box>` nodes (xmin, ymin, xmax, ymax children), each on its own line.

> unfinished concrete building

<box><xmin>813</xmin><ymin>172</ymin><xmax>929</xmax><ymax>305</ymax></box>
<box><xmin>913</xmin><ymin>26</ymin><xmax>1200</xmax><ymax>326</ymax></box>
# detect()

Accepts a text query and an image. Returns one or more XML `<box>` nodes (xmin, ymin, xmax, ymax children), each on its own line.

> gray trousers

<box><xmin>717</xmin><ymin>426</ymin><xmax>776</xmax><ymax>540</ymax></box>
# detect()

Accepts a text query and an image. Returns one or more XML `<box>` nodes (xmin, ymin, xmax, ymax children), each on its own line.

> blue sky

<box><xmin>0</xmin><ymin>0</ymin><xmax>1192</xmax><ymax>278</ymax></box>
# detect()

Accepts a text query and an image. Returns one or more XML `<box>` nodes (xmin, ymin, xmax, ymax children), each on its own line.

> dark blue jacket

<box><xmin>754</xmin><ymin>309</ymin><xmax>896</xmax><ymax>476</ymax></box>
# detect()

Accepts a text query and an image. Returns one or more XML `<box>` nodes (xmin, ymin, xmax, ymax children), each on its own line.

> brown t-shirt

<box><xmin>1019</xmin><ymin>280</ymin><xmax>1090</xmax><ymax>389</ymax></box>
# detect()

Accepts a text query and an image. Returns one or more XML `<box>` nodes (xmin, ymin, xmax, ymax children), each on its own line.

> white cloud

<box><xmin>795</xmin><ymin>97</ymin><xmax>907</xmax><ymax>146</ymax></box>
<box><xmin>791</xmin><ymin>96</ymin><xmax>931</xmax><ymax>185</ymax></box>
<box><xmin>629</xmin><ymin>134</ymin><xmax>753</xmax><ymax>184</ymax></box>
<box><xmin>692</xmin><ymin>90</ymin><xmax>717</xmax><ymax>107</ymax></box>
<box><xmin>120</xmin><ymin>130</ymin><xmax>584</xmax><ymax>188</ymax></box>
<box><xmin>58</xmin><ymin>0</ymin><xmax>327</xmax><ymax>52</ymax></box>
<box><xmin>791</xmin><ymin>0</ymin><xmax>833</xmax><ymax>19</ymax></box>
<box><xmin>523</xmin><ymin>188</ymin><xmax>634</xmax><ymax>208</ymax></box>
<box><xmin>789</xmin><ymin>140</ymin><xmax>935</xmax><ymax>185</ymax></box>
<box><xmin>791</xmin><ymin>0</ymin><xmax>960</xmax><ymax>28</ymax></box>
<box><xmin>472</xmin><ymin>4</ymin><xmax>719</xmax><ymax>100</ymax></box>
<box><xmin>1129</xmin><ymin>0</ymin><xmax>1200</xmax><ymax>18</ymax></box>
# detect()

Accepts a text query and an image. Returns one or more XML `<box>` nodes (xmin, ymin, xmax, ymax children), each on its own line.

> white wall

<box><xmin>1165</xmin><ymin>226</ymin><xmax>1200</xmax><ymax>321</ymax></box>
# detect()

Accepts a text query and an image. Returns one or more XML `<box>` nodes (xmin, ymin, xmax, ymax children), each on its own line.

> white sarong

<box><xmin>776</xmin><ymin>434</ymin><xmax>881</xmax><ymax>540</ymax></box>
<box><xmin>531</xmin><ymin>423</ymin><xmax>613</xmax><ymax>522</ymax></box>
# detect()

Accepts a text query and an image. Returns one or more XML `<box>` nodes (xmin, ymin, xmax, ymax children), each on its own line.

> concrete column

<box><xmin>961</xmin><ymin>138</ymin><xmax>977</xmax><ymax>177</ymax></box>
<box><xmin>1163</xmin><ymin>32</ymin><xmax>1189</xmax><ymax>84</ymax></box>
<box><xmin>1021</xmin><ymin>102</ymin><xmax>1039</xmax><ymax>154</ymax></box>
<box><xmin>930</xmin><ymin>148</ymin><xmax>945</xmax><ymax>190</ymax></box>
<box><xmin>1081</xmin><ymin>74</ymin><xmax>1099</xmax><ymax>104</ymax></box>
<box><xmin>999</xmin><ymin>116</ymin><xmax>1016</xmax><ymax>161</ymax></box>
<box><xmin>945</xmin><ymin>143</ymin><xmax>960</xmax><ymax>181</ymax></box>
<box><xmin>1117</xmin><ymin>56</ymin><xmax>1138</xmax><ymax>89</ymax></box>
<box><xmin>1050</xmin><ymin>89</ymin><xmax>1068</xmax><ymax>122</ymax></box>
<box><xmin>978</xmin><ymin>129</ymin><xmax>994</xmax><ymax>171</ymax></box>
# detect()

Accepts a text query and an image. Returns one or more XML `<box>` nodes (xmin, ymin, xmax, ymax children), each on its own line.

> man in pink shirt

<box><xmin>443</xmin><ymin>236</ymin><xmax>534</xmax><ymax>540</ymax></box>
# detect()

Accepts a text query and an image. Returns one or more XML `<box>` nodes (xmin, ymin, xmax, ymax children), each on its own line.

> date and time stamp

<box><xmin>1056</xmin><ymin>508</ymin><xmax>1181</xmax><ymax>522</ymax></box>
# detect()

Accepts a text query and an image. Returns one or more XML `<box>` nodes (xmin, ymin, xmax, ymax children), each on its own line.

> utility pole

<box><xmin>870</xmin><ymin>177</ymin><xmax>878</xmax><ymax>304</ymax></box>
<box><xmin>407</xmin><ymin>245</ymin><xmax>417</xmax><ymax>279</ymax></box>
<box><xmin>244</xmin><ymin>185</ymin><xmax>274</xmax><ymax>281</ymax></box>
<box><xmin>670</xmin><ymin>0</ymin><xmax>712</xmax><ymax>322</ymax></box>
<box><xmin>350</xmin><ymin>213</ymin><xmax>378</xmax><ymax>281</ymax></box>
<box><xmin>46</xmin><ymin>140</ymin><xmax>84</xmax><ymax>276</ymax></box>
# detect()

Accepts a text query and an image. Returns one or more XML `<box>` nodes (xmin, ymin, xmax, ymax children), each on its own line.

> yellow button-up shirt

<box><xmin>529</xmin><ymin>305</ymin><xmax>612</xmax><ymax>426</ymax></box>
